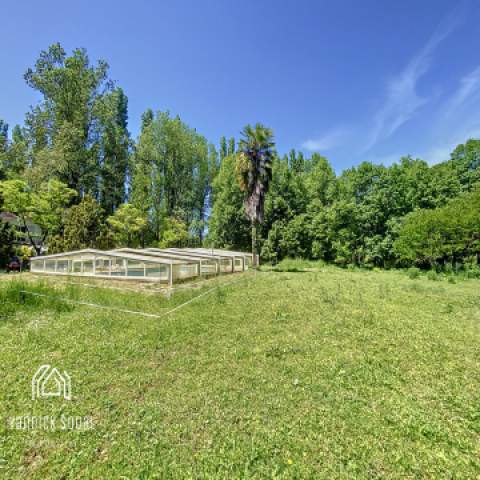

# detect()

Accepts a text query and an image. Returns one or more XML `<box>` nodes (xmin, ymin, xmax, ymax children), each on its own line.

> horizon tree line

<box><xmin>1</xmin><ymin>42</ymin><xmax>480</xmax><ymax>272</ymax></box>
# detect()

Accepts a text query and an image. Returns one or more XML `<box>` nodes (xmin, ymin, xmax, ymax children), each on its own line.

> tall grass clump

<box><xmin>0</xmin><ymin>280</ymin><xmax>73</xmax><ymax>320</ymax></box>
<box><xmin>270</xmin><ymin>258</ymin><xmax>324</xmax><ymax>272</ymax></box>
<box><xmin>427</xmin><ymin>270</ymin><xmax>439</xmax><ymax>281</ymax></box>
<box><xmin>407</xmin><ymin>267</ymin><xmax>421</xmax><ymax>279</ymax></box>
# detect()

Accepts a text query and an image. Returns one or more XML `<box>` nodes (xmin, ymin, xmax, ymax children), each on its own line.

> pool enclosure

<box><xmin>30</xmin><ymin>247</ymin><xmax>252</xmax><ymax>286</ymax></box>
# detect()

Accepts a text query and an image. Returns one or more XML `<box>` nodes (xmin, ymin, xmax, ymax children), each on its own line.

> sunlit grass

<box><xmin>0</xmin><ymin>266</ymin><xmax>479</xmax><ymax>478</ymax></box>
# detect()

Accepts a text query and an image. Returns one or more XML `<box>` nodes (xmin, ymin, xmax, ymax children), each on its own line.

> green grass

<box><xmin>1</xmin><ymin>265</ymin><xmax>479</xmax><ymax>478</ymax></box>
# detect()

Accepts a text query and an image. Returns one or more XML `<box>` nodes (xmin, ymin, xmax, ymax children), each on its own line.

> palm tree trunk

<box><xmin>252</xmin><ymin>222</ymin><xmax>256</xmax><ymax>266</ymax></box>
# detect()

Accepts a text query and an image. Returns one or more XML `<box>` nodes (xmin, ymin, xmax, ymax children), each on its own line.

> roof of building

<box><xmin>31</xmin><ymin>248</ymin><xmax>190</xmax><ymax>265</ymax></box>
<box><xmin>160</xmin><ymin>248</ymin><xmax>236</xmax><ymax>260</ymax></box>
<box><xmin>188</xmin><ymin>248</ymin><xmax>253</xmax><ymax>258</ymax></box>
<box><xmin>113</xmin><ymin>248</ymin><xmax>205</xmax><ymax>263</ymax></box>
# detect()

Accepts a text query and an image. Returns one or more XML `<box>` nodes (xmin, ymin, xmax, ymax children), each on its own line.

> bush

<box><xmin>443</xmin><ymin>263</ymin><xmax>453</xmax><ymax>275</ymax></box>
<box><xmin>0</xmin><ymin>220</ymin><xmax>15</xmax><ymax>268</ymax></box>
<box><xmin>407</xmin><ymin>267</ymin><xmax>421</xmax><ymax>279</ymax></box>
<box><xmin>466</xmin><ymin>269</ymin><xmax>480</xmax><ymax>279</ymax></box>
<box><xmin>427</xmin><ymin>270</ymin><xmax>439</xmax><ymax>281</ymax></box>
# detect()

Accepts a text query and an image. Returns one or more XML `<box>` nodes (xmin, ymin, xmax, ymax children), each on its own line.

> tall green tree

<box><xmin>228</xmin><ymin>137</ymin><xmax>235</xmax><ymax>156</ymax></box>
<box><xmin>0</xmin><ymin>120</ymin><xmax>8</xmax><ymax>180</ymax></box>
<box><xmin>219</xmin><ymin>136</ymin><xmax>228</xmax><ymax>161</ymax></box>
<box><xmin>236</xmin><ymin>123</ymin><xmax>275</xmax><ymax>265</ymax></box>
<box><xmin>48</xmin><ymin>195</ymin><xmax>110</xmax><ymax>252</ymax></box>
<box><xmin>130</xmin><ymin>110</ymin><xmax>212</xmax><ymax>244</ymax></box>
<box><xmin>207</xmin><ymin>154</ymin><xmax>250</xmax><ymax>249</ymax></box>
<box><xmin>107</xmin><ymin>203</ymin><xmax>147</xmax><ymax>247</ymax></box>
<box><xmin>96</xmin><ymin>87</ymin><xmax>130</xmax><ymax>215</ymax></box>
<box><xmin>0</xmin><ymin>179</ymin><xmax>75</xmax><ymax>254</ymax></box>
<box><xmin>24</xmin><ymin>43</ymin><xmax>111</xmax><ymax>193</ymax></box>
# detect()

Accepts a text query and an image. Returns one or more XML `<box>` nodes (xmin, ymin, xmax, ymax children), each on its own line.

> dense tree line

<box><xmin>1</xmin><ymin>43</ymin><xmax>479</xmax><ymax>272</ymax></box>
<box><xmin>0</xmin><ymin>44</ymin><xmax>221</xmax><ymax>255</ymax></box>
<box><xmin>208</xmin><ymin>141</ymin><xmax>480</xmax><ymax>271</ymax></box>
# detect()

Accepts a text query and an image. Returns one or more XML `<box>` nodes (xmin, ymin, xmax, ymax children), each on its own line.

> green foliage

<box><xmin>158</xmin><ymin>217</ymin><xmax>190</xmax><ymax>248</ymax></box>
<box><xmin>393</xmin><ymin>187</ymin><xmax>480</xmax><ymax>268</ymax></box>
<box><xmin>32</xmin><ymin>179</ymin><xmax>77</xmax><ymax>236</ymax></box>
<box><xmin>249</xmin><ymin>142</ymin><xmax>480</xmax><ymax>268</ymax></box>
<box><xmin>107</xmin><ymin>203</ymin><xmax>147</xmax><ymax>247</ymax></box>
<box><xmin>0</xmin><ymin>219</ymin><xmax>15</xmax><ymax>267</ymax></box>
<box><xmin>95</xmin><ymin>87</ymin><xmax>130</xmax><ymax>215</ymax></box>
<box><xmin>130</xmin><ymin>110</ymin><xmax>214</xmax><ymax>244</ymax></box>
<box><xmin>0</xmin><ymin>179</ymin><xmax>75</xmax><ymax>253</ymax></box>
<box><xmin>407</xmin><ymin>267</ymin><xmax>421</xmax><ymax>279</ymax></box>
<box><xmin>207</xmin><ymin>155</ymin><xmax>250</xmax><ymax>249</ymax></box>
<box><xmin>236</xmin><ymin>123</ymin><xmax>274</xmax><ymax>225</ymax></box>
<box><xmin>23</xmin><ymin>43</ymin><xmax>111</xmax><ymax>193</ymax></box>
<box><xmin>50</xmin><ymin>195</ymin><xmax>108</xmax><ymax>252</ymax></box>
<box><xmin>2</xmin><ymin>42</ymin><xmax>480</xmax><ymax>272</ymax></box>
<box><xmin>15</xmin><ymin>245</ymin><xmax>34</xmax><ymax>263</ymax></box>
<box><xmin>427</xmin><ymin>270</ymin><xmax>439</xmax><ymax>281</ymax></box>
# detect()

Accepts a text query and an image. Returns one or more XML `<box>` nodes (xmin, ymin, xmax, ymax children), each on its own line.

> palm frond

<box><xmin>237</xmin><ymin>123</ymin><xmax>274</xmax><ymax>224</ymax></box>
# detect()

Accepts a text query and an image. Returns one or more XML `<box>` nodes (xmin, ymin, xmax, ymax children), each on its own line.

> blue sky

<box><xmin>2</xmin><ymin>0</ymin><xmax>480</xmax><ymax>171</ymax></box>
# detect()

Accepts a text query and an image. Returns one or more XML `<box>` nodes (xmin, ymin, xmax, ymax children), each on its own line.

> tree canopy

<box><xmin>1</xmin><ymin>42</ymin><xmax>480</xmax><ymax>272</ymax></box>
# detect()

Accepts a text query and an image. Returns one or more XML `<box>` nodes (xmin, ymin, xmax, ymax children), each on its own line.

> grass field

<box><xmin>0</xmin><ymin>264</ymin><xmax>479</xmax><ymax>479</ymax></box>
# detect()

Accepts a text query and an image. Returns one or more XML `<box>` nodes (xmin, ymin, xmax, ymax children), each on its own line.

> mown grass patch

<box><xmin>0</xmin><ymin>266</ymin><xmax>479</xmax><ymax>478</ymax></box>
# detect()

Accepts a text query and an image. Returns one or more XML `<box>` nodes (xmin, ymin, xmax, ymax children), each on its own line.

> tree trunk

<box><xmin>251</xmin><ymin>221</ymin><xmax>257</xmax><ymax>267</ymax></box>
<box><xmin>21</xmin><ymin>214</ymin><xmax>41</xmax><ymax>255</ymax></box>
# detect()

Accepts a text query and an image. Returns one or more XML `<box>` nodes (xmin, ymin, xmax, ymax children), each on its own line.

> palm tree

<box><xmin>236</xmin><ymin>123</ymin><xmax>274</xmax><ymax>266</ymax></box>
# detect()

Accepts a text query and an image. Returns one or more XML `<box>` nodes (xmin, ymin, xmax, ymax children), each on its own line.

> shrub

<box><xmin>466</xmin><ymin>269</ymin><xmax>480</xmax><ymax>279</ymax></box>
<box><xmin>407</xmin><ymin>267</ymin><xmax>421</xmax><ymax>279</ymax></box>
<box><xmin>0</xmin><ymin>220</ymin><xmax>15</xmax><ymax>268</ymax></box>
<box><xmin>427</xmin><ymin>270</ymin><xmax>439</xmax><ymax>281</ymax></box>
<box><xmin>443</xmin><ymin>263</ymin><xmax>453</xmax><ymax>275</ymax></box>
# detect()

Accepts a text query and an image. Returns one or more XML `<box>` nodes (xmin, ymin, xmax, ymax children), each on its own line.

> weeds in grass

<box><xmin>265</xmin><ymin>345</ymin><xmax>303</xmax><ymax>359</ymax></box>
<box><xmin>0</xmin><ymin>280</ymin><xmax>73</xmax><ymax>320</ymax></box>
<box><xmin>427</xmin><ymin>271</ymin><xmax>439</xmax><ymax>281</ymax></box>
<box><xmin>273</xmin><ymin>310</ymin><xmax>290</xmax><ymax>322</ymax></box>
<box><xmin>407</xmin><ymin>267</ymin><xmax>421</xmax><ymax>279</ymax></box>
<box><xmin>267</xmin><ymin>258</ymin><xmax>325</xmax><ymax>272</ymax></box>
<box><xmin>215</xmin><ymin>286</ymin><xmax>226</xmax><ymax>304</ymax></box>
<box><xmin>1</xmin><ymin>266</ymin><xmax>480</xmax><ymax>478</ymax></box>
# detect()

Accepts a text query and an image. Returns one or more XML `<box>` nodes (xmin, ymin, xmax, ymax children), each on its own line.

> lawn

<box><xmin>0</xmin><ymin>265</ymin><xmax>479</xmax><ymax>479</ymax></box>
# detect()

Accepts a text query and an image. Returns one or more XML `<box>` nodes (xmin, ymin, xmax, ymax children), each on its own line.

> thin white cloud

<box><xmin>422</xmin><ymin>145</ymin><xmax>454</xmax><ymax>165</ymax></box>
<box><xmin>423</xmin><ymin>64</ymin><xmax>480</xmax><ymax>164</ymax></box>
<box><xmin>302</xmin><ymin>128</ymin><xmax>348</xmax><ymax>152</ymax></box>
<box><xmin>363</xmin><ymin>6</ymin><xmax>463</xmax><ymax>152</ymax></box>
<box><xmin>365</xmin><ymin>152</ymin><xmax>405</xmax><ymax>167</ymax></box>
<box><xmin>444</xmin><ymin>65</ymin><xmax>480</xmax><ymax>115</ymax></box>
<box><xmin>300</xmin><ymin>3</ymin><xmax>472</xmax><ymax>166</ymax></box>
<box><xmin>422</xmin><ymin>128</ymin><xmax>480</xmax><ymax>165</ymax></box>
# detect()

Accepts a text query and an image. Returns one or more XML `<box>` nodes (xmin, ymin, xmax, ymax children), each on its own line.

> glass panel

<box><xmin>95</xmin><ymin>258</ymin><xmax>110</xmax><ymax>275</ymax></box>
<box><xmin>56</xmin><ymin>260</ymin><xmax>68</xmax><ymax>273</ymax></box>
<box><xmin>110</xmin><ymin>258</ymin><xmax>126</xmax><ymax>276</ymax></box>
<box><xmin>219</xmin><ymin>258</ymin><xmax>232</xmax><ymax>273</ymax></box>
<box><xmin>31</xmin><ymin>260</ymin><xmax>44</xmax><ymax>272</ymax></box>
<box><xmin>72</xmin><ymin>261</ymin><xmax>82</xmax><ymax>273</ymax></box>
<box><xmin>45</xmin><ymin>260</ymin><xmax>56</xmax><ymax>272</ymax></box>
<box><xmin>82</xmin><ymin>260</ymin><xmax>93</xmax><ymax>274</ymax></box>
<box><xmin>145</xmin><ymin>263</ymin><xmax>168</xmax><ymax>279</ymax></box>
<box><xmin>174</xmin><ymin>263</ymin><xmax>198</xmax><ymax>280</ymax></box>
<box><xmin>201</xmin><ymin>260</ymin><xmax>217</xmax><ymax>274</ymax></box>
<box><xmin>127</xmin><ymin>260</ymin><xmax>145</xmax><ymax>277</ymax></box>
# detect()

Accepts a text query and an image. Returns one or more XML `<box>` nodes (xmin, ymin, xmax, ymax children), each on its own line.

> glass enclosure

<box><xmin>30</xmin><ymin>248</ymin><xmax>251</xmax><ymax>285</ymax></box>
